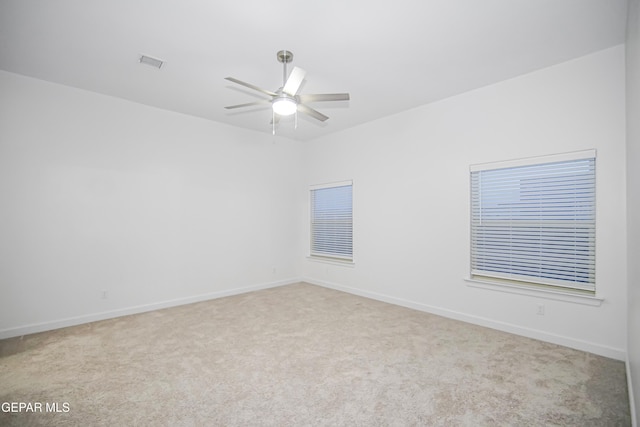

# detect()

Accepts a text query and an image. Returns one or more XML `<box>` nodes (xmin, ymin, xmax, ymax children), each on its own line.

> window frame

<box><xmin>469</xmin><ymin>150</ymin><xmax>596</xmax><ymax>295</ymax></box>
<box><xmin>309</xmin><ymin>180</ymin><xmax>354</xmax><ymax>262</ymax></box>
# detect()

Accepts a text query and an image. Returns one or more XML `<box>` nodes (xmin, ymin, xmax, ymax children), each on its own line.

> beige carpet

<box><xmin>0</xmin><ymin>283</ymin><xmax>630</xmax><ymax>426</ymax></box>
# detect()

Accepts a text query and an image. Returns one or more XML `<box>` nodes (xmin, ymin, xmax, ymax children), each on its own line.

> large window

<box><xmin>470</xmin><ymin>151</ymin><xmax>596</xmax><ymax>293</ymax></box>
<box><xmin>310</xmin><ymin>181</ymin><xmax>353</xmax><ymax>261</ymax></box>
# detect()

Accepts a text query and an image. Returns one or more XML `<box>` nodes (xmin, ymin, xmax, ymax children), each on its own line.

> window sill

<box><xmin>464</xmin><ymin>277</ymin><xmax>603</xmax><ymax>306</ymax></box>
<box><xmin>307</xmin><ymin>256</ymin><xmax>355</xmax><ymax>268</ymax></box>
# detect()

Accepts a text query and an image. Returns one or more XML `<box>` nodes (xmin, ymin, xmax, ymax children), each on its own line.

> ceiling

<box><xmin>0</xmin><ymin>0</ymin><xmax>628</xmax><ymax>141</ymax></box>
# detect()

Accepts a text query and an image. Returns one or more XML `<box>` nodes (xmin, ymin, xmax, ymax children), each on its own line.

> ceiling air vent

<box><xmin>139</xmin><ymin>55</ymin><xmax>164</xmax><ymax>69</ymax></box>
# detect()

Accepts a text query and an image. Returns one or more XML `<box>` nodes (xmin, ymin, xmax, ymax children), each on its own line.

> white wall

<box><xmin>0</xmin><ymin>71</ymin><xmax>303</xmax><ymax>338</ymax></box>
<box><xmin>627</xmin><ymin>0</ymin><xmax>640</xmax><ymax>422</ymax></box>
<box><xmin>302</xmin><ymin>45</ymin><xmax>628</xmax><ymax>360</ymax></box>
<box><xmin>0</xmin><ymin>44</ymin><xmax>630</xmax><ymax>366</ymax></box>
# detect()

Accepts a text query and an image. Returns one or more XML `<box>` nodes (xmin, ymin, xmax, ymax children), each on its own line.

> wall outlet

<box><xmin>101</xmin><ymin>290</ymin><xmax>108</xmax><ymax>300</ymax></box>
<box><xmin>536</xmin><ymin>304</ymin><xmax>545</xmax><ymax>315</ymax></box>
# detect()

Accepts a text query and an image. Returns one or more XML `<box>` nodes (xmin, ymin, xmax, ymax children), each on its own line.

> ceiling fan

<box><xmin>224</xmin><ymin>50</ymin><xmax>350</xmax><ymax>132</ymax></box>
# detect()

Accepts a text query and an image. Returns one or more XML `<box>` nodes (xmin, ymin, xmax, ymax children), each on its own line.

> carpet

<box><xmin>0</xmin><ymin>283</ymin><xmax>631</xmax><ymax>426</ymax></box>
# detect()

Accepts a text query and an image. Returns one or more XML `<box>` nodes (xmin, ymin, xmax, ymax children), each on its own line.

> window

<box><xmin>310</xmin><ymin>181</ymin><xmax>353</xmax><ymax>261</ymax></box>
<box><xmin>470</xmin><ymin>151</ymin><xmax>596</xmax><ymax>293</ymax></box>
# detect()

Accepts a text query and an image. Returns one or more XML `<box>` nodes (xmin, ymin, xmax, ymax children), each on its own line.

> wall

<box><xmin>627</xmin><ymin>0</ymin><xmax>640</xmax><ymax>422</ymax></box>
<box><xmin>302</xmin><ymin>45</ymin><xmax>627</xmax><ymax>360</ymax></box>
<box><xmin>0</xmin><ymin>71</ymin><xmax>302</xmax><ymax>338</ymax></box>
<box><xmin>0</xmin><ymin>43</ymin><xmax>630</xmax><ymax>366</ymax></box>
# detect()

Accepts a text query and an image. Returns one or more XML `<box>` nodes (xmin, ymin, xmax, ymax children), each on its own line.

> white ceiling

<box><xmin>0</xmin><ymin>0</ymin><xmax>628</xmax><ymax>141</ymax></box>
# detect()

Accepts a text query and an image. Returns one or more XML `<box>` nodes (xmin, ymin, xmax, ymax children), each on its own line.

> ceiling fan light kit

<box><xmin>224</xmin><ymin>50</ymin><xmax>350</xmax><ymax>135</ymax></box>
<box><xmin>272</xmin><ymin>96</ymin><xmax>297</xmax><ymax>116</ymax></box>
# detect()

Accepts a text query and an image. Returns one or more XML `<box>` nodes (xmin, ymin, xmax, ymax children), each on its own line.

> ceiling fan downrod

<box><xmin>277</xmin><ymin>50</ymin><xmax>294</xmax><ymax>88</ymax></box>
<box><xmin>274</xmin><ymin>50</ymin><xmax>298</xmax><ymax>134</ymax></box>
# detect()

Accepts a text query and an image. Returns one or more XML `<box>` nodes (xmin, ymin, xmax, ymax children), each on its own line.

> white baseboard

<box><xmin>2</xmin><ymin>276</ymin><xmax>627</xmax><ymax>363</ymax></box>
<box><xmin>628</xmin><ymin>354</ymin><xmax>638</xmax><ymax>427</ymax></box>
<box><xmin>0</xmin><ymin>278</ymin><xmax>301</xmax><ymax>340</ymax></box>
<box><xmin>303</xmin><ymin>277</ymin><xmax>626</xmax><ymax>361</ymax></box>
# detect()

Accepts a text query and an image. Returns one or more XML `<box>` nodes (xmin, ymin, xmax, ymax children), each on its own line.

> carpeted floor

<box><xmin>0</xmin><ymin>283</ymin><xmax>631</xmax><ymax>426</ymax></box>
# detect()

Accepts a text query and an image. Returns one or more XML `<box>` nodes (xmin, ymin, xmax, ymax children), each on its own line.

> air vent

<box><xmin>139</xmin><ymin>55</ymin><xmax>164</xmax><ymax>69</ymax></box>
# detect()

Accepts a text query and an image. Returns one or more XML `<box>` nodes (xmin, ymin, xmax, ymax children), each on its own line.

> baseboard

<box><xmin>0</xmin><ymin>278</ymin><xmax>301</xmax><ymax>340</ymax></box>
<box><xmin>628</xmin><ymin>354</ymin><xmax>638</xmax><ymax>427</ymax></box>
<box><xmin>303</xmin><ymin>277</ymin><xmax>626</xmax><ymax>361</ymax></box>
<box><xmin>3</xmin><ymin>276</ymin><xmax>626</xmax><ymax>362</ymax></box>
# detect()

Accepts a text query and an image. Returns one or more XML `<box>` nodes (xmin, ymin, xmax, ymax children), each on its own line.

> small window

<box><xmin>310</xmin><ymin>181</ymin><xmax>353</xmax><ymax>261</ymax></box>
<box><xmin>470</xmin><ymin>151</ymin><xmax>596</xmax><ymax>293</ymax></box>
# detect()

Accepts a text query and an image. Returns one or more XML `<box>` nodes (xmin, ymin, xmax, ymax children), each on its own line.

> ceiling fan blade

<box><xmin>298</xmin><ymin>104</ymin><xmax>329</xmax><ymax>122</ymax></box>
<box><xmin>298</xmin><ymin>93</ymin><xmax>350</xmax><ymax>103</ymax></box>
<box><xmin>224</xmin><ymin>100</ymin><xmax>270</xmax><ymax>110</ymax></box>
<box><xmin>225</xmin><ymin>77</ymin><xmax>277</xmax><ymax>97</ymax></box>
<box><xmin>283</xmin><ymin>67</ymin><xmax>307</xmax><ymax>96</ymax></box>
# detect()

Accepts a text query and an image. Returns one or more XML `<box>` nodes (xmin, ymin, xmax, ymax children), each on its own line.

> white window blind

<box><xmin>470</xmin><ymin>151</ymin><xmax>596</xmax><ymax>292</ymax></box>
<box><xmin>310</xmin><ymin>181</ymin><xmax>353</xmax><ymax>260</ymax></box>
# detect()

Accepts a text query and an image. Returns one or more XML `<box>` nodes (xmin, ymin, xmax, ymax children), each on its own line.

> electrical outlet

<box><xmin>101</xmin><ymin>290</ymin><xmax>108</xmax><ymax>300</ymax></box>
<box><xmin>536</xmin><ymin>304</ymin><xmax>545</xmax><ymax>315</ymax></box>
<box><xmin>272</xmin><ymin>267</ymin><xmax>277</xmax><ymax>275</ymax></box>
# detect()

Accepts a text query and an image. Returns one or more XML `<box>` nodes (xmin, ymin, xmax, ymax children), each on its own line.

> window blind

<box><xmin>470</xmin><ymin>153</ymin><xmax>595</xmax><ymax>292</ymax></box>
<box><xmin>310</xmin><ymin>182</ymin><xmax>353</xmax><ymax>260</ymax></box>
